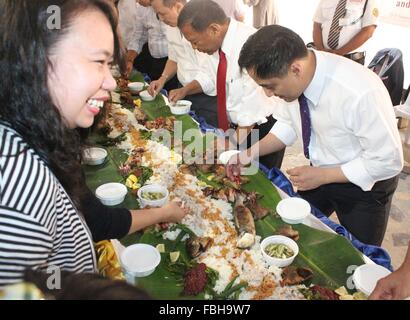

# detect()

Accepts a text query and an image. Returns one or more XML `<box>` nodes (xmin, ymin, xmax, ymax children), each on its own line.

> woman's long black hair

<box><xmin>0</xmin><ymin>0</ymin><xmax>125</xmax><ymax>206</ymax></box>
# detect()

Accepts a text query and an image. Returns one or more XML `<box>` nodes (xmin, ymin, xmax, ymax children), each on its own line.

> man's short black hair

<box><xmin>177</xmin><ymin>0</ymin><xmax>228</xmax><ymax>32</ymax></box>
<box><xmin>238</xmin><ymin>25</ymin><xmax>308</xmax><ymax>79</ymax></box>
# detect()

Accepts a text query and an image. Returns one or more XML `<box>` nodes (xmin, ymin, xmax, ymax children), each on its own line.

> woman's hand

<box><xmin>161</xmin><ymin>200</ymin><xmax>190</xmax><ymax>223</ymax></box>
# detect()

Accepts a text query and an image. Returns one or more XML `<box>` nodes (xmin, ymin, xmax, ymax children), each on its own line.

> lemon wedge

<box><xmin>156</xmin><ymin>244</ymin><xmax>165</xmax><ymax>253</ymax></box>
<box><xmin>170</xmin><ymin>251</ymin><xmax>180</xmax><ymax>263</ymax></box>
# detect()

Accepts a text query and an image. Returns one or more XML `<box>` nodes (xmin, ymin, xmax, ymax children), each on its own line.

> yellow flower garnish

<box><xmin>132</xmin><ymin>182</ymin><xmax>141</xmax><ymax>190</ymax></box>
<box><xmin>133</xmin><ymin>99</ymin><xmax>142</xmax><ymax>108</ymax></box>
<box><xmin>128</xmin><ymin>174</ymin><xmax>138</xmax><ymax>183</ymax></box>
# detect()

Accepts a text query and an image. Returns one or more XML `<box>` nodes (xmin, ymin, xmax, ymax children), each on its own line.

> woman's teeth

<box><xmin>87</xmin><ymin>99</ymin><xmax>104</xmax><ymax>108</ymax></box>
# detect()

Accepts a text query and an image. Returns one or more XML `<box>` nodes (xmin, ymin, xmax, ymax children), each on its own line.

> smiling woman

<box><xmin>0</xmin><ymin>0</ymin><xmax>188</xmax><ymax>289</ymax></box>
<box><xmin>0</xmin><ymin>0</ymin><xmax>124</xmax><ymax>287</ymax></box>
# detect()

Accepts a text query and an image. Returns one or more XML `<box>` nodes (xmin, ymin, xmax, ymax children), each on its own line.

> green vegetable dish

<box><xmin>264</xmin><ymin>243</ymin><xmax>294</xmax><ymax>259</ymax></box>
<box><xmin>142</xmin><ymin>191</ymin><xmax>165</xmax><ymax>201</ymax></box>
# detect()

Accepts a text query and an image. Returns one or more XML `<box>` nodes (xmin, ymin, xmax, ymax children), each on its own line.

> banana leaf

<box><xmin>83</xmin><ymin>74</ymin><xmax>365</xmax><ymax>299</ymax></box>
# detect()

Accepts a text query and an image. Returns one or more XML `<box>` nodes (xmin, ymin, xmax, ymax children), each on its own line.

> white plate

<box><xmin>353</xmin><ymin>264</ymin><xmax>391</xmax><ymax>296</ymax></box>
<box><xmin>218</xmin><ymin>150</ymin><xmax>241</xmax><ymax>165</ymax></box>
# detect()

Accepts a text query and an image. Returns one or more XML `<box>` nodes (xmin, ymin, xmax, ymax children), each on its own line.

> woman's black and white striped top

<box><xmin>0</xmin><ymin>124</ymin><xmax>96</xmax><ymax>287</ymax></box>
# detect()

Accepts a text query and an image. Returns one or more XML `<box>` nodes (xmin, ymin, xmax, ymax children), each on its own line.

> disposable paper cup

<box><xmin>353</xmin><ymin>264</ymin><xmax>391</xmax><ymax>296</ymax></box>
<box><xmin>276</xmin><ymin>197</ymin><xmax>311</xmax><ymax>224</ymax></box>
<box><xmin>137</xmin><ymin>184</ymin><xmax>169</xmax><ymax>208</ymax></box>
<box><xmin>139</xmin><ymin>90</ymin><xmax>155</xmax><ymax>101</ymax></box>
<box><xmin>95</xmin><ymin>183</ymin><xmax>127</xmax><ymax>206</ymax></box>
<box><xmin>83</xmin><ymin>147</ymin><xmax>107</xmax><ymax>166</ymax></box>
<box><xmin>169</xmin><ymin>100</ymin><xmax>192</xmax><ymax>115</ymax></box>
<box><xmin>120</xmin><ymin>244</ymin><xmax>161</xmax><ymax>285</ymax></box>
<box><xmin>128</xmin><ymin>82</ymin><xmax>144</xmax><ymax>94</ymax></box>
<box><xmin>261</xmin><ymin>235</ymin><xmax>299</xmax><ymax>268</ymax></box>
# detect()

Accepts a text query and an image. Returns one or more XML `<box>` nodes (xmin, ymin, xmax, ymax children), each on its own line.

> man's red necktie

<box><xmin>216</xmin><ymin>49</ymin><xmax>229</xmax><ymax>131</ymax></box>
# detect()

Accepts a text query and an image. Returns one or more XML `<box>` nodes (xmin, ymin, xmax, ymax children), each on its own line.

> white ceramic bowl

<box><xmin>120</xmin><ymin>244</ymin><xmax>161</xmax><ymax>284</ymax></box>
<box><xmin>83</xmin><ymin>147</ymin><xmax>107</xmax><ymax>165</ymax></box>
<box><xmin>95</xmin><ymin>182</ymin><xmax>128</xmax><ymax>206</ymax></box>
<box><xmin>127</xmin><ymin>82</ymin><xmax>144</xmax><ymax>94</ymax></box>
<box><xmin>261</xmin><ymin>235</ymin><xmax>299</xmax><ymax>268</ymax></box>
<box><xmin>218</xmin><ymin>150</ymin><xmax>241</xmax><ymax>165</ymax></box>
<box><xmin>276</xmin><ymin>197</ymin><xmax>311</xmax><ymax>224</ymax></box>
<box><xmin>169</xmin><ymin>100</ymin><xmax>192</xmax><ymax>115</ymax></box>
<box><xmin>137</xmin><ymin>184</ymin><xmax>169</xmax><ymax>208</ymax></box>
<box><xmin>139</xmin><ymin>90</ymin><xmax>155</xmax><ymax>101</ymax></box>
<box><xmin>353</xmin><ymin>264</ymin><xmax>391</xmax><ymax>296</ymax></box>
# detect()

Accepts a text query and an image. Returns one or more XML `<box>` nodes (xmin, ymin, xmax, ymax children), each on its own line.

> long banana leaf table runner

<box><xmin>84</xmin><ymin>73</ymin><xmax>368</xmax><ymax>300</ymax></box>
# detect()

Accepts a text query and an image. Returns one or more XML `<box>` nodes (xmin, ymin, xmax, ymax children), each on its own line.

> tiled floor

<box><xmin>280</xmin><ymin>128</ymin><xmax>410</xmax><ymax>270</ymax></box>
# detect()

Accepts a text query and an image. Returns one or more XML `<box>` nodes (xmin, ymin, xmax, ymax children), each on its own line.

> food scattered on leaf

<box><xmin>277</xmin><ymin>225</ymin><xmax>300</xmax><ymax>241</ymax></box>
<box><xmin>280</xmin><ymin>266</ymin><xmax>313</xmax><ymax>287</ymax></box>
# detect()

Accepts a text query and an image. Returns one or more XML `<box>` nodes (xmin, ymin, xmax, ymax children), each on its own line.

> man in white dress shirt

<box><xmin>116</xmin><ymin>0</ymin><xmax>137</xmax><ymax>49</ymax></box>
<box><xmin>213</xmin><ymin>0</ymin><xmax>245</xmax><ymax>22</ymax></box>
<box><xmin>177</xmin><ymin>0</ymin><xmax>285</xmax><ymax>169</ymax></box>
<box><xmin>313</xmin><ymin>0</ymin><xmax>379</xmax><ymax>65</ymax></box>
<box><xmin>123</xmin><ymin>0</ymin><xmax>179</xmax><ymax>90</ymax></box>
<box><xmin>228</xmin><ymin>25</ymin><xmax>403</xmax><ymax>246</ymax></box>
<box><xmin>148</xmin><ymin>0</ymin><xmax>218</xmax><ymax>126</ymax></box>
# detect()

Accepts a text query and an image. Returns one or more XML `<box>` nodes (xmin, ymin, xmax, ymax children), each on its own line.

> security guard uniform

<box><xmin>313</xmin><ymin>0</ymin><xmax>379</xmax><ymax>64</ymax></box>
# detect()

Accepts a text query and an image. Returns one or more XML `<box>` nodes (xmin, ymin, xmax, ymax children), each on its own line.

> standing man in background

<box><xmin>243</xmin><ymin>0</ymin><xmax>278</xmax><ymax>28</ymax></box>
<box><xmin>213</xmin><ymin>0</ymin><xmax>246</xmax><ymax>22</ymax></box>
<box><xmin>148</xmin><ymin>0</ymin><xmax>219</xmax><ymax>126</ymax></box>
<box><xmin>124</xmin><ymin>0</ymin><xmax>179</xmax><ymax>90</ymax></box>
<box><xmin>117</xmin><ymin>0</ymin><xmax>137</xmax><ymax>49</ymax></box>
<box><xmin>313</xmin><ymin>0</ymin><xmax>379</xmax><ymax>65</ymax></box>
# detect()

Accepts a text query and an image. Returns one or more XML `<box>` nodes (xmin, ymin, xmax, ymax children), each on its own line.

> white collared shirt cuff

<box><xmin>341</xmin><ymin>158</ymin><xmax>375</xmax><ymax>191</ymax></box>
<box><xmin>269</xmin><ymin>122</ymin><xmax>297</xmax><ymax>146</ymax></box>
<box><xmin>194</xmin><ymin>74</ymin><xmax>215</xmax><ymax>96</ymax></box>
<box><xmin>127</xmin><ymin>44</ymin><xmax>142</xmax><ymax>55</ymax></box>
<box><xmin>236</xmin><ymin>116</ymin><xmax>267</xmax><ymax>127</ymax></box>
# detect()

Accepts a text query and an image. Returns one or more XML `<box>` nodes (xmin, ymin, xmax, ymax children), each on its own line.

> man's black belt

<box><xmin>344</xmin><ymin>51</ymin><xmax>366</xmax><ymax>63</ymax></box>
